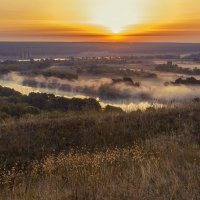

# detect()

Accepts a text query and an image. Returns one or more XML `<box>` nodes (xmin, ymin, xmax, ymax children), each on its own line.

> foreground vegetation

<box><xmin>0</xmin><ymin>86</ymin><xmax>199</xmax><ymax>199</ymax></box>
<box><xmin>1</xmin><ymin>135</ymin><xmax>200</xmax><ymax>200</ymax></box>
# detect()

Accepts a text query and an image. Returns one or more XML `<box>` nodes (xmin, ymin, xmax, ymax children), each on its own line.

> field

<box><xmin>0</xmin><ymin>95</ymin><xmax>200</xmax><ymax>199</ymax></box>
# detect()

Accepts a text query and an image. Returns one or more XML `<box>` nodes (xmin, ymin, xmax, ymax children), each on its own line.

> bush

<box><xmin>0</xmin><ymin>111</ymin><xmax>9</xmax><ymax>121</ymax></box>
<box><xmin>23</xmin><ymin>106</ymin><xmax>40</xmax><ymax>115</ymax></box>
<box><xmin>104</xmin><ymin>105</ymin><xmax>124</xmax><ymax>113</ymax></box>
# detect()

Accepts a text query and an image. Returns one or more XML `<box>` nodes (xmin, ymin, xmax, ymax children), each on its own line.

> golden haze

<box><xmin>0</xmin><ymin>0</ymin><xmax>200</xmax><ymax>42</ymax></box>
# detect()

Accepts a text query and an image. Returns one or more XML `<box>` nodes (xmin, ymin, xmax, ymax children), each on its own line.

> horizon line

<box><xmin>1</xmin><ymin>41</ymin><xmax>200</xmax><ymax>44</ymax></box>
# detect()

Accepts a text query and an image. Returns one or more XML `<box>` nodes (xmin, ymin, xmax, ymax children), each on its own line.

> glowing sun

<box><xmin>92</xmin><ymin>0</ymin><xmax>140</xmax><ymax>34</ymax></box>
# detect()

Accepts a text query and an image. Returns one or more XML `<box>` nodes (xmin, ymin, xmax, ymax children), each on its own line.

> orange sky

<box><xmin>0</xmin><ymin>0</ymin><xmax>200</xmax><ymax>42</ymax></box>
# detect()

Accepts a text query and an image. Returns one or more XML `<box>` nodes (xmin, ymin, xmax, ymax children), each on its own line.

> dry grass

<box><xmin>1</xmin><ymin>134</ymin><xmax>200</xmax><ymax>200</ymax></box>
<box><xmin>0</xmin><ymin>102</ymin><xmax>200</xmax><ymax>199</ymax></box>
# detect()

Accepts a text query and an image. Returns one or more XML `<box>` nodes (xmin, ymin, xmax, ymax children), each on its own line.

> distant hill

<box><xmin>1</xmin><ymin>42</ymin><xmax>200</xmax><ymax>59</ymax></box>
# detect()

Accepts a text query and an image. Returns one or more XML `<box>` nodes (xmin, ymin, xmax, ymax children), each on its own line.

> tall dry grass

<box><xmin>0</xmin><ymin>102</ymin><xmax>200</xmax><ymax>199</ymax></box>
<box><xmin>1</xmin><ymin>134</ymin><xmax>200</xmax><ymax>200</ymax></box>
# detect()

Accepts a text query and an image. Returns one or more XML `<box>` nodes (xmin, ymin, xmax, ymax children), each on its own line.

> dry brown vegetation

<box><xmin>0</xmin><ymin>102</ymin><xmax>200</xmax><ymax>200</ymax></box>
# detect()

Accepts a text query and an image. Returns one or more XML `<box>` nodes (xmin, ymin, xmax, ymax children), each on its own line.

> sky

<box><xmin>0</xmin><ymin>0</ymin><xmax>200</xmax><ymax>42</ymax></box>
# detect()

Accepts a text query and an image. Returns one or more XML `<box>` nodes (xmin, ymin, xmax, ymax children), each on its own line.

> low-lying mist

<box><xmin>0</xmin><ymin>72</ymin><xmax>200</xmax><ymax>111</ymax></box>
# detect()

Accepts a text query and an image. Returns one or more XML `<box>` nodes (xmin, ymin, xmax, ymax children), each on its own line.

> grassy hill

<box><xmin>0</xmin><ymin>86</ymin><xmax>199</xmax><ymax>199</ymax></box>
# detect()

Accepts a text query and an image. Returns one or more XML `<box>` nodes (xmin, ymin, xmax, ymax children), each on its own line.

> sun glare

<box><xmin>110</xmin><ymin>27</ymin><xmax>122</xmax><ymax>34</ymax></box>
<box><xmin>92</xmin><ymin>0</ymin><xmax>139</xmax><ymax>34</ymax></box>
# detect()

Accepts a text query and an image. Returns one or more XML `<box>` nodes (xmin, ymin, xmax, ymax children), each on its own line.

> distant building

<box><xmin>21</xmin><ymin>51</ymin><xmax>32</xmax><ymax>60</ymax></box>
